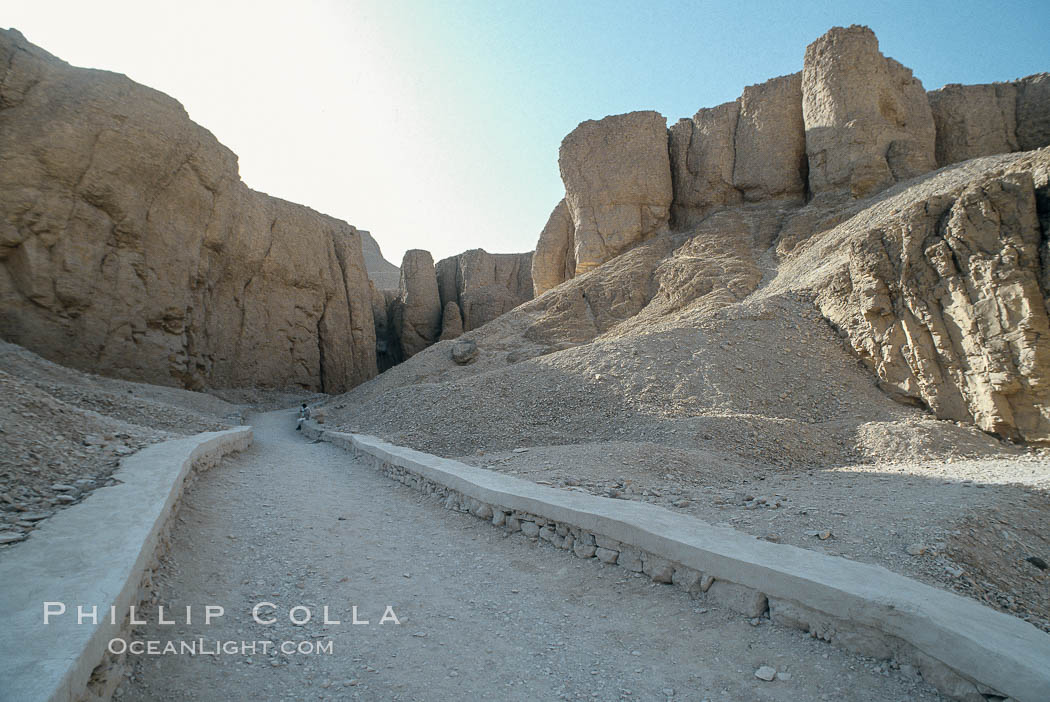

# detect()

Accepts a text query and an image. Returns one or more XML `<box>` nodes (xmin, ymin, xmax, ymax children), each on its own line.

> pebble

<box><xmin>906</xmin><ymin>543</ymin><xmax>926</xmax><ymax>556</ymax></box>
<box><xmin>754</xmin><ymin>666</ymin><xmax>777</xmax><ymax>681</ymax></box>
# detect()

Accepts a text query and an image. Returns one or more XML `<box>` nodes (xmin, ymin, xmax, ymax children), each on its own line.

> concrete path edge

<box><xmin>303</xmin><ymin>420</ymin><xmax>1050</xmax><ymax>702</ymax></box>
<box><xmin>0</xmin><ymin>426</ymin><xmax>253</xmax><ymax>702</ymax></box>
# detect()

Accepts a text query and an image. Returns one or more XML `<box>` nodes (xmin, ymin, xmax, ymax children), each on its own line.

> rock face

<box><xmin>0</xmin><ymin>29</ymin><xmax>376</xmax><ymax>392</ymax></box>
<box><xmin>813</xmin><ymin>155</ymin><xmax>1050</xmax><ymax>442</ymax></box>
<box><xmin>434</xmin><ymin>249</ymin><xmax>533</xmax><ymax>332</ymax></box>
<box><xmin>802</xmin><ymin>25</ymin><xmax>936</xmax><ymax>199</ymax></box>
<box><xmin>390</xmin><ymin>250</ymin><xmax>441</xmax><ymax>359</ymax></box>
<box><xmin>531</xmin><ymin>199</ymin><xmax>576</xmax><ymax>296</ymax></box>
<box><xmin>1017</xmin><ymin>74</ymin><xmax>1050</xmax><ymax>151</ymax></box>
<box><xmin>929</xmin><ymin>74</ymin><xmax>1050</xmax><ymax>167</ymax></box>
<box><xmin>370</xmin><ymin>284</ymin><xmax>400</xmax><ymax>372</ymax></box>
<box><xmin>669</xmin><ymin>74</ymin><xmax>806</xmax><ymax>227</ymax></box>
<box><xmin>438</xmin><ymin>301</ymin><xmax>464</xmax><ymax>340</ymax></box>
<box><xmin>559</xmin><ymin>111</ymin><xmax>673</xmax><ymax>274</ymax></box>
<box><xmin>359</xmin><ymin>230</ymin><xmax>401</xmax><ymax>290</ymax></box>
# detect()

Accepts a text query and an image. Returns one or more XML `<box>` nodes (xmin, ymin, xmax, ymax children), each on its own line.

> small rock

<box><xmin>1025</xmin><ymin>556</ymin><xmax>1047</xmax><ymax>571</ymax></box>
<box><xmin>777</xmin><ymin>671</ymin><xmax>791</xmax><ymax>681</ymax></box>
<box><xmin>0</xmin><ymin>532</ymin><xmax>28</xmax><ymax>545</ymax></box>
<box><xmin>520</xmin><ymin>521</ymin><xmax>540</xmax><ymax>538</ymax></box>
<box><xmin>754</xmin><ymin>666</ymin><xmax>777</xmax><ymax>681</ymax></box>
<box><xmin>451</xmin><ymin>339</ymin><xmax>479</xmax><ymax>365</ymax></box>
<box><xmin>906</xmin><ymin>543</ymin><xmax>926</xmax><ymax>556</ymax></box>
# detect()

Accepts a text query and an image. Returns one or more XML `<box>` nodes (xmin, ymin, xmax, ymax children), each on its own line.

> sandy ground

<box><xmin>457</xmin><ymin>442</ymin><xmax>1050</xmax><ymax>633</ymax></box>
<box><xmin>121</xmin><ymin>411</ymin><xmax>947</xmax><ymax>701</ymax></box>
<box><xmin>0</xmin><ymin>341</ymin><xmax>322</xmax><ymax>550</ymax></box>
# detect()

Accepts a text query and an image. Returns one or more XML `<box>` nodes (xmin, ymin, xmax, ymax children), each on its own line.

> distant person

<box><xmin>296</xmin><ymin>403</ymin><xmax>311</xmax><ymax>431</ymax></box>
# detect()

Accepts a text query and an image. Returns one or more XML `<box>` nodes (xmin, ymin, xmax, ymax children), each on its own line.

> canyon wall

<box><xmin>0</xmin><ymin>29</ymin><xmax>376</xmax><ymax>392</ymax></box>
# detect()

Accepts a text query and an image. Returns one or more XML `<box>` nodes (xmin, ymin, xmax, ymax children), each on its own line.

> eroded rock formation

<box><xmin>559</xmin><ymin>111</ymin><xmax>673</xmax><ymax>275</ymax></box>
<box><xmin>523</xmin><ymin>24</ymin><xmax>1050</xmax><ymax>444</ymax></box>
<box><xmin>0</xmin><ymin>29</ymin><xmax>376</xmax><ymax>392</ymax></box>
<box><xmin>811</xmin><ymin>154</ymin><xmax>1050</xmax><ymax>442</ymax></box>
<box><xmin>389</xmin><ymin>249</ymin><xmax>442</xmax><ymax>359</ymax></box>
<box><xmin>802</xmin><ymin>25</ymin><xmax>936</xmax><ymax>199</ymax></box>
<box><xmin>435</xmin><ymin>249</ymin><xmax>533</xmax><ymax>332</ymax></box>
<box><xmin>669</xmin><ymin>74</ymin><xmax>807</xmax><ymax>227</ymax></box>
<box><xmin>531</xmin><ymin>199</ymin><xmax>575</xmax><ymax>296</ymax></box>
<box><xmin>929</xmin><ymin>74</ymin><xmax>1050</xmax><ymax>167</ymax></box>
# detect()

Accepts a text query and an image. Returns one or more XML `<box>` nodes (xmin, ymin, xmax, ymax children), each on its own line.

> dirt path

<box><xmin>122</xmin><ymin>411</ymin><xmax>946</xmax><ymax>701</ymax></box>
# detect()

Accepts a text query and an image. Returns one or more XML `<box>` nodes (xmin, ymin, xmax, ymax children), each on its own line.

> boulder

<box><xmin>390</xmin><ymin>249</ymin><xmax>441</xmax><ymax>359</ymax></box>
<box><xmin>0</xmin><ymin>29</ymin><xmax>376</xmax><ymax>392</ymax></box>
<box><xmin>450</xmin><ymin>339</ymin><xmax>478</xmax><ymax>365</ymax></box>
<box><xmin>559</xmin><ymin>111</ymin><xmax>673</xmax><ymax>273</ymax></box>
<box><xmin>802</xmin><ymin>25</ymin><xmax>936</xmax><ymax>199</ymax></box>
<box><xmin>531</xmin><ymin>199</ymin><xmax>576</xmax><ymax>295</ymax></box>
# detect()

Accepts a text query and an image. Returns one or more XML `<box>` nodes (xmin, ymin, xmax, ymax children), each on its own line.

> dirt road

<box><xmin>122</xmin><ymin>411</ymin><xmax>945</xmax><ymax>701</ymax></box>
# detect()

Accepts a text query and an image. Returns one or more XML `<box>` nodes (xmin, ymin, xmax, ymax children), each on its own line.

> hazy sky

<box><xmin>6</xmin><ymin>1</ymin><xmax>1050</xmax><ymax>264</ymax></box>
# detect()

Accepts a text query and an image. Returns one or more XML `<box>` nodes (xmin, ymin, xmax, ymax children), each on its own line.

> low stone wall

<box><xmin>0</xmin><ymin>427</ymin><xmax>253</xmax><ymax>702</ymax></box>
<box><xmin>303</xmin><ymin>421</ymin><xmax>1050</xmax><ymax>702</ymax></box>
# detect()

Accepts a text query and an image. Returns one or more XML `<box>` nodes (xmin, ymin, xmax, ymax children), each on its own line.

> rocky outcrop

<box><xmin>0</xmin><ymin>29</ymin><xmax>376</xmax><ymax>392</ymax></box>
<box><xmin>669</xmin><ymin>102</ymin><xmax>741</xmax><ymax>227</ymax></box>
<box><xmin>1017</xmin><ymin>74</ymin><xmax>1050</xmax><ymax>151</ymax></box>
<box><xmin>669</xmin><ymin>74</ymin><xmax>806</xmax><ymax>227</ymax></box>
<box><xmin>559</xmin><ymin>111</ymin><xmax>673</xmax><ymax>274</ymax></box>
<box><xmin>531</xmin><ymin>199</ymin><xmax>576</xmax><ymax>296</ymax></box>
<box><xmin>438</xmin><ymin>301</ymin><xmax>464</xmax><ymax>340</ymax></box>
<box><xmin>811</xmin><ymin>153</ymin><xmax>1050</xmax><ymax>442</ymax></box>
<box><xmin>734</xmin><ymin>74</ymin><xmax>809</xmax><ymax>203</ymax></box>
<box><xmin>390</xmin><ymin>250</ymin><xmax>441</xmax><ymax>359</ymax></box>
<box><xmin>360</xmin><ymin>230</ymin><xmax>401</xmax><ymax>291</ymax></box>
<box><xmin>929</xmin><ymin>74</ymin><xmax>1050</xmax><ymax>167</ymax></box>
<box><xmin>802</xmin><ymin>25</ymin><xmax>936</xmax><ymax>199</ymax></box>
<box><xmin>435</xmin><ymin>249</ymin><xmax>533</xmax><ymax>332</ymax></box>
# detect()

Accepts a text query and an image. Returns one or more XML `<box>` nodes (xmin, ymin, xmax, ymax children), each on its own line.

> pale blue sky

<box><xmin>6</xmin><ymin>1</ymin><xmax>1050</xmax><ymax>264</ymax></box>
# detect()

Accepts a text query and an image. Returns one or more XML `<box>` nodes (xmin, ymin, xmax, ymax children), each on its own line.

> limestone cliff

<box><xmin>0</xmin><ymin>29</ymin><xmax>376</xmax><ymax>392</ymax></box>
<box><xmin>526</xmin><ymin>25</ymin><xmax>1050</xmax><ymax>443</ymax></box>
<box><xmin>360</xmin><ymin>229</ymin><xmax>401</xmax><ymax>291</ymax></box>
<box><xmin>435</xmin><ymin>249</ymin><xmax>533</xmax><ymax>334</ymax></box>
<box><xmin>929</xmin><ymin>74</ymin><xmax>1050</xmax><ymax>167</ymax></box>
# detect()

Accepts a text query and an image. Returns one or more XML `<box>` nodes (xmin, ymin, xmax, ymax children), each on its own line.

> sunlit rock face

<box><xmin>802</xmin><ymin>25</ymin><xmax>936</xmax><ymax>199</ymax></box>
<box><xmin>0</xmin><ymin>28</ymin><xmax>376</xmax><ymax>391</ymax></box>
<box><xmin>558</xmin><ymin>110</ymin><xmax>673</xmax><ymax>276</ymax></box>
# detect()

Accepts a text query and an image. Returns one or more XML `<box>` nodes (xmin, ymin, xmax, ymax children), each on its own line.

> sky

<box><xmin>6</xmin><ymin>0</ymin><xmax>1050</xmax><ymax>264</ymax></box>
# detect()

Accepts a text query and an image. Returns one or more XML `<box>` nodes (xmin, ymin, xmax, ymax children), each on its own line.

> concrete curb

<box><xmin>303</xmin><ymin>421</ymin><xmax>1050</xmax><ymax>702</ymax></box>
<box><xmin>0</xmin><ymin>426</ymin><xmax>253</xmax><ymax>702</ymax></box>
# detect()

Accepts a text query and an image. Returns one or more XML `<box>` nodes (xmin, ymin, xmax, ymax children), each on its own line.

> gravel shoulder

<box><xmin>122</xmin><ymin>411</ymin><xmax>948</xmax><ymax>701</ymax></box>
